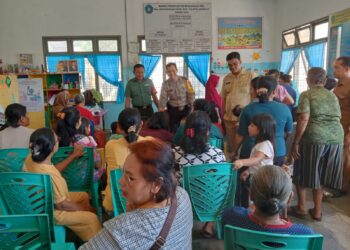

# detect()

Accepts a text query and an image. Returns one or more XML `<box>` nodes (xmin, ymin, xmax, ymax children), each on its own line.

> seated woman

<box><xmin>56</xmin><ymin>107</ymin><xmax>104</xmax><ymax>182</ymax></box>
<box><xmin>139</xmin><ymin>111</ymin><xmax>173</xmax><ymax>143</ymax></box>
<box><xmin>0</xmin><ymin>103</ymin><xmax>33</xmax><ymax>148</ymax></box>
<box><xmin>26</xmin><ymin>128</ymin><xmax>101</xmax><ymax>241</ymax></box>
<box><xmin>103</xmin><ymin>108</ymin><xmax>148</xmax><ymax>213</ymax></box>
<box><xmin>222</xmin><ymin>165</ymin><xmax>314</xmax><ymax>235</ymax></box>
<box><xmin>173</xmin><ymin>110</ymin><xmax>226</xmax><ymax>239</ymax></box>
<box><xmin>80</xmin><ymin>139</ymin><xmax>193</xmax><ymax>249</ymax></box>
<box><xmin>173</xmin><ymin>99</ymin><xmax>223</xmax><ymax>145</ymax></box>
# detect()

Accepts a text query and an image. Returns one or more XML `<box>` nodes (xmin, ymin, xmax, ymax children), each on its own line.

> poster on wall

<box><xmin>0</xmin><ymin>75</ymin><xmax>19</xmax><ymax>126</ymax></box>
<box><xmin>144</xmin><ymin>3</ymin><xmax>212</xmax><ymax>53</ymax></box>
<box><xmin>218</xmin><ymin>17</ymin><xmax>262</xmax><ymax>49</ymax></box>
<box><xmin>18</xmin><ymin>78</ymin><xmax>44</xmax><ymax>112</ymax></box>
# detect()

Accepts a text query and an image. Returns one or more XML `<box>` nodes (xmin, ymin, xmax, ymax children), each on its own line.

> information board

<box><xmin>144</xmin><ymin>3</ymin><xmax>212</xmax><ymax>53</ymax></box>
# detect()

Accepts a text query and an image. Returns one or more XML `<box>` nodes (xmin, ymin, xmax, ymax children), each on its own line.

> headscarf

<box><xmin>205</xmin><ymin>74</ymin><xmax>222</xmax><ymax>110</ymax></box>
<box><xmin>52</xmin><ymin>91</ymin><xmax>70</xmax><ymax>129</ymax></box>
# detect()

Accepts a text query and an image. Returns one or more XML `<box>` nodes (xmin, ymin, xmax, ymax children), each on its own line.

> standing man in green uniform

<box><xmin>125</xmin><ymin>64</ymin><xmax>160</xmax><ymax>120</ymax></box>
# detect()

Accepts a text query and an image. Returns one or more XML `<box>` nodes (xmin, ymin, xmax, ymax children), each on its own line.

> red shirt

<box><xmin>76</xmin><ymin>106</ymin><xmax>94</xmax><ymax>123</ymax></box>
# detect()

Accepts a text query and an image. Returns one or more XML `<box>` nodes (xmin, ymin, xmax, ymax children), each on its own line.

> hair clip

<box><xmin>30</xmin><ymin>144</ymin><xmax>41</xmax><ymax>156</ymax></box>
<box><xmin>57</xmin><ymin>112</ymin><xmax>65</xmax><ymax>120</ymax></box>
<box><xmin>256</xmin><ymin>87</ymin><xmax>268</xmax><ymax>96</ymax></box>
<box><xmin>186</xmin><ymin>128</ymin><xmax>195</xmax><ymax>138</ymax></box>
<box><xmin>127</xmin><ymin>124</ymin><xmax>137</xmax><ymax>133</ymax></box>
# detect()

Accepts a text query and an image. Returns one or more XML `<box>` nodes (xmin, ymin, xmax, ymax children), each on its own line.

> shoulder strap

<box><xmin>149</xmin><ymin>195</ymin><xmax>178</xmax><ymax>250</ymax></box>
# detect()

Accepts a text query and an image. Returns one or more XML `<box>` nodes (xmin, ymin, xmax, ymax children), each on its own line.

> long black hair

<box><xmin>0</xmin><ymin>103</ymin><xmax>27</xmax><ymax>131</ymax></box>
<box><xmin>118</xmin><ymin>108</ymin><xmax>142</xmax><ymax>143</ymax></box>
<box><xmin>78</xmin><ymin>117</ymin><xmax>90</xmax><ymax>136</ymax></box>
<box><xmin>29</xmin><ymin>128</ymin><xmax>56</xmax><ymax>163</ymax></box>
<box><xmin>256</xmin><ymin>76</ymin><xmax>277</xmax><ymax>103</ymax></box>
<box><xmin>251</xmin><ymin>113</ymin><xmax>276</xmax><ymax>152</ymax></box>
<box><xmin>180</xmin><ymin>111</ymin><xmax>210</xmax><ymax>154</ymax></box>
<box><xmin>56</xmin><ymin>107</ymin><xmax>80</xmax><ymax>147</ymax></box>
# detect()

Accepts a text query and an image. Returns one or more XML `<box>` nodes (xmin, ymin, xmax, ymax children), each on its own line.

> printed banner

<box><xmin>218</xmin><ymin>17</ymin><xmax>262</xmax><ymax>49</ymax></box>
<box><xmin>18</xmin><ymin>78</ymin><xmax>44</xmax><ymax>112</ymax></box>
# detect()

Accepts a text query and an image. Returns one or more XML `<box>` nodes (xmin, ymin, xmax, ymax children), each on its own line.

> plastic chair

<box><xmin>0</xmin><ymin>148</ymin><xmax>29</xmax><ymax>172</ymax></box>
<box><xmin>0</xmin><ymin>214</ymin><xmax>75</xmax><ymax>250</ymax></box>
<box><xmin>110</xmin><ymin>169</ymin><xmax>127</xmax><ymax>217</ymax></box>
<box><xmin>0</xmin><ymin>172</ymin><xmax>66</xmax><ymax>243</ymax></box>
<box><xmin>182</xmin><ymin>163</ymin><xmax>237</xmax><ymax>240</ymax></box>
<box><xmin>51</xmin><ymin>147</ymin><xmax>101</xmax><ymax>221</ymax></box>
<box><xmin>224</xmin><ymin>225</ymin><xmax>324</xmax><ymax>250</ymax></box>
<box><xmin>209</xmin><ymin>137</ymin><xmax>223</xmax><ymax>149</ymax></box>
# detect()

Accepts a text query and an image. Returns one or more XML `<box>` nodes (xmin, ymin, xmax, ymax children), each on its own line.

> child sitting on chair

<box><xmin>26</xmin><ymin>128</ymin><xmax>101</xmax><ymax>241</ymax></box>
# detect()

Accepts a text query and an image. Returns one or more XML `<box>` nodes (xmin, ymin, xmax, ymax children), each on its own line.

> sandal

<box><xmin>288</xmin><ymin>206</ymin><xmax>307</xmax><ymax>219</ymax></box>
<box><xmin>200</xmin><ymin>222</ymin><xmax>215</xmax><ymax>239</ymax></box>
<box><xmin>308</xmin><ymin>208</ymin><xmax>322</xmax><ymax>221</ymax></box>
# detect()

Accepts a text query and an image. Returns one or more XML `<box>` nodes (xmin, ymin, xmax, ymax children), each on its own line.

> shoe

<box><xmin>288</xmin><ymin>206</ymin><xmax>307</xmax><ymax>219</ymax></box>
<box><xmin>331</xmin><ymin>190</ymin><xmax>348</xmax><ymax>198</ymax></box>
<box><xmin>308</xmin><ymin>208</ymin><xmax>322</xmax><ymax>221</ymax></box>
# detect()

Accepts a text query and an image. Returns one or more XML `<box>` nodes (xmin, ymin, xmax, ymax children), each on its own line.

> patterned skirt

<box><xmin>293</xmin><ymin>144</ymin><xmax>343</xmax><ymax>189</ymax></box>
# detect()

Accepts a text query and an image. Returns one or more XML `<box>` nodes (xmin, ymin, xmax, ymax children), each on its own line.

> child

<box><xmin>233</xmin><ymin>113</ymin><xmax>276</xmax><ymax>181</ymax></box>
<box><xmin>26</xmin><ymin>128</ymin><xmax>101</xmax><ymax>241</ymax></box>
<box><xmin>109</xmin><ymin>121</ymin><xmax>124</xmax><ymax>141</ymax></box>
<box><xmin>75</xmin><ymin>117</ymin><xmax>105</xmax><ymax>182</ymax></box>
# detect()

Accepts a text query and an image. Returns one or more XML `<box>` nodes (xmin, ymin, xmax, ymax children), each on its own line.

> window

<box><xmin>139</xmin><ymin>36</ymin><xmax>208</xmax><ymax>98</ymax></box>
<box><xmin>43</xmin><ymin>36</ymin><xmax>122</xmax><ymax>102</ymax></box>
<box><xmin>282</xmin><ymin>18</ymin><xmax>328</xmax><ymax>93</ymax></box>
<box><xmin>314</xmin><ymin>22</ymin><xmax>329</xmax><ymax>40</ymax></box>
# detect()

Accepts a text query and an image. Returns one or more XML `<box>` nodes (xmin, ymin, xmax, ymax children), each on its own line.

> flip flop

<box><xmin>288</xmin><ymin>206</ymin><xmax>307</xmax><ymax>219</ymax></box>
<box><xmin>308</xmin><ymin>208</ymin><xmax>322</xmax><ymax>221</ymax></box>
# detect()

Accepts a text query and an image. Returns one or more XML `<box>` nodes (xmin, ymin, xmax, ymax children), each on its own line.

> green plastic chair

<box><xmin>0</xmin><ymin>148</ymin><xmax>29</xmax><ymax>172</ymax></box>
<box><xmin>224</xmin><ymin>225</ymin><xmax>324</xmax><ymax>250</ymax></box>
<box><xmin>209</xmin><ymin>137</ymin><xmax>223</xmax><ymax>149</ymax></box>
<box><xmin>182</xmin><ymin>163</ymin><xmax>237</xmax><ymax>240</ymax></box>
<box><xmin>0</xmin><ymin>214</ymin><xmax>75</xmax><ymax>250</ymax></box>
<box><xmin>110</xmin><ymin>169</ymin><xmax>127</xmax><ymax>217</ymax></box>
<box><xmin>0</xmin><ymin>172</ymin><xmax>66</xmax><ymax>243</ymax></box>
<box><xmin>51</xmin><ymin>147</ymin><xmax>101</xmax><ymax>221</ymax></box>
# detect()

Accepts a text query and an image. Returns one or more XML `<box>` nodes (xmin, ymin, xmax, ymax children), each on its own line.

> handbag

<box><xmin>149</xmin><ymin>195</ymin><xmax>178</xmax><ymax>250</ymax></box>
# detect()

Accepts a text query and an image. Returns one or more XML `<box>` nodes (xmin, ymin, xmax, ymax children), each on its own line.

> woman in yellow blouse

<box><xmin>103</xmin><ymin>108</ymin><xmax>148</xmax><ymax>213</ymax></box>
<box><xmin>26</xmin><ymin>127</ymin><xmax>101</xmax><ymax>241</ymax></box>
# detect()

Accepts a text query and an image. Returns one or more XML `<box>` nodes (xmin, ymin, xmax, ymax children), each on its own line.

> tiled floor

<box><xmin>192</xmin><ymin>191</ymin><xmax>350</xmax><ymax>250</ymax></box>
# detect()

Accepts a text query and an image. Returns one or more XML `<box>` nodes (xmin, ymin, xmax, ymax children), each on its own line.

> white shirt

<box><xmin>0</xmin><ymin>126</ymin><xmax>33</xmax><ymax>149</ymax></box>
<box><xmin>249</xmin><ymin>140</ymin><xmax>274</xmax><ymax>174</ymax></box>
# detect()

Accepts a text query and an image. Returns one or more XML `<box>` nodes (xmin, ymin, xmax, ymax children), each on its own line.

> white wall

<box><xmin>274</xmin><ymin>0</ymin><xmax>350</xmax><ymax>59</ymax></box>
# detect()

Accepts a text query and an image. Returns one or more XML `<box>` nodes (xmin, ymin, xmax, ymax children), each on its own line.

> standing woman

<box><xmin>232</xmin><ymin>76</ymin><xmax>293</xmax><ymax>207</ymax></box>
<box><xmin>52</xmin><ymin>90</ymin><xmax>70</xmax><ymax>130</ymax></box>
<box><xmin>291</xmin><ymin>68</ymin><xmax>344</xmax><ymax>221</ymax></box>
<box><xmin>0</xmin><ymin>103</ymin><xmax>33</xmax><ymax>148</ymax></box>
<box><xmin>103</xmin><ymin>108</ymin><xmax>148</xmax><ymax>213</ymax></box>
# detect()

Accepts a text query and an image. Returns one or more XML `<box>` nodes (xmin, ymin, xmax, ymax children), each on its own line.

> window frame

<box><xmin>43</xmin><ymin>36</ymin><xmax>123</xmax><ymax>103</ymax></box>
<box><xmin>282</xmin><ymin>17</ymin><xmax>328</xmax><ymax>49</ymax></box>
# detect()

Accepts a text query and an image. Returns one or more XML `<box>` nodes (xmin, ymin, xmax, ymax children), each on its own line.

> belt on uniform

<box><xmin>134</xmin><ymin>105</ymin><xmax>151</xmax><ymax>109</ymax></box>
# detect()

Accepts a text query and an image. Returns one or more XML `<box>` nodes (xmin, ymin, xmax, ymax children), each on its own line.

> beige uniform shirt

<box><xmin>159</xmin><ymin>77</ymin><xmax>195</xmax><ymax>110</ymax></box>
<box><xmin>333</xmin><ymin>78</ymin><xmax>350</xmax><ymax>133</ymax></box>
<box><xmin>0</xmin><ymin>126</ymin><xmax>33</xmax><ymax>149</ymax></box>
<box><xmin>221</xmin><ymin>69</ymin><xmax>256</xmax><ymax>122</ymax></box>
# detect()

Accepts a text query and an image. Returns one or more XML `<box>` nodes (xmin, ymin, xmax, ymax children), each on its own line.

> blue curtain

<box><xmin>183</xmin><ymin>53</ymin><xmax>210</xmax><ymax>85</ymax></box>
<box><xmin>279</xmin><ymin>48</ymin><xmax>302</xmax><ymax>73</ymax></box>
<box><xmin>140</xmin><ymin>54</ymin><xmax>161</xmax><ymax>78</ymax></box>
<box><xmin>304</xmin><ymin>42</ymin><xmax>326</xmax><ymax>68</ymax></box>
<box><xmin>88</xmin><ymin>54</ymin><xmax>124</xmax><ymax>104</ymax></box>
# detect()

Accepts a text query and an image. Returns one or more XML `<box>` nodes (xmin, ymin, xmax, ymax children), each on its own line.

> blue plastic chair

<box><xmin>0</xmin><ymin>148</ymin><xmax>29</xmax><ymax>172</ymax></box>
<box><xmin>209</xmin><ymin>137</ymin><xmax>223</xmax><ymax>150</ymax></box>
<box><xmin>182</xmin><ymin>163</ymin><xmax>237</xmax><ymax>240</ymax></box>
<box><xmin>0</xmin><ymin>172</ymin><xmax>66</xmax><ymax>243</ymax></box>
<box><xmin>224</xmin><ymin>225</ymin><xmax>324</xmax><ymax>250</ymax></box>
<box><xmin>110</xmin><ymin>169</ymin><xmax>127</xmax><ymax>217</ymax></box>
<box><xmin>52</xmin><ymin>146</ymin><xmax>101</xmax><ymax>221</ymax></box>
<box><xmin>0</xmin><ymin>214</ymin><xmax>75</xmax><ymax>250</ymax></box>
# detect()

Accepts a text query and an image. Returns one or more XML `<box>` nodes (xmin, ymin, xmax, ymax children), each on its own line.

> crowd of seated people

<box><xmin>2</xmin><ymin>57</ymin><xmax>350</xmax><ymax>249</ymax></box>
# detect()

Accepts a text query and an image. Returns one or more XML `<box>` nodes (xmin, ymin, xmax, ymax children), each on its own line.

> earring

<box><xmin>153</xmin><ymin>194</ymin><xmax>157</xmax><ymax>202</ymax></box>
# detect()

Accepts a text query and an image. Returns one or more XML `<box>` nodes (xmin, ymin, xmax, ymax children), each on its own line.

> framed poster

<box><xmin>144</xmin><ymin>3</ymin><xmax>212</xmax><ymax>53</ymax></box>
<box><xmin>218</xmin><ymin>17</ymin><xmax>262</xmax><ymax>49</ymax></box>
